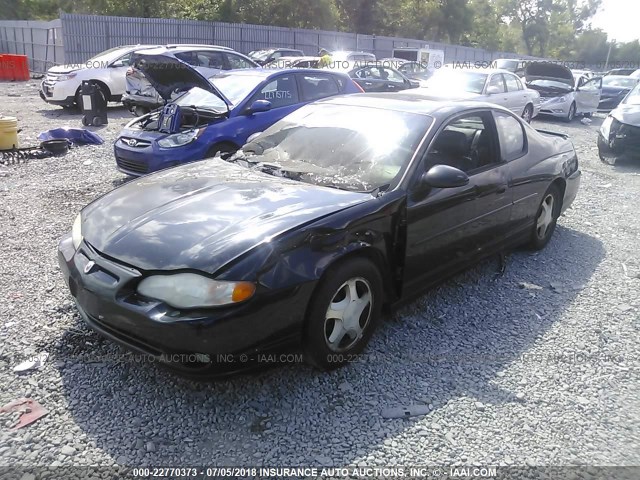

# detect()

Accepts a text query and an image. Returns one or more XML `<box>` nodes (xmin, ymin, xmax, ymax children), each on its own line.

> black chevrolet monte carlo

<box><xmin>58</xmin><ymin>94</ymin><xmax>581</xmax><ymax>376</ymax></box>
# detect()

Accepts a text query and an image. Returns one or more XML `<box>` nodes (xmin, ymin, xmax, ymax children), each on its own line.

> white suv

<box><xmin>39</xmin><ymin>45</ymin><xmax>161</xmax><ymax>110</ymax></box>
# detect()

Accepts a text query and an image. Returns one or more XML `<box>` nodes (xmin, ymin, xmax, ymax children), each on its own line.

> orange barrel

<box><xmin>18</xmin><ymin>55</ymin><xmax>30</xmax><ymax>80</ymax></box>
<box><xmin>4</xmin><ymin>54</ymin><xmax>17</xmax><ymax>80</ymax></box>
<box><xmin>0</xmin><ymin>55</ymin><xmax>7</xmax><ymax>81</ymax></box>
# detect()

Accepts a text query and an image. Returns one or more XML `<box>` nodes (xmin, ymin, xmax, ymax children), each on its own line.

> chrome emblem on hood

<box><xmin>126</xmin><ymin>138</ymin><xmax>138</xmax><ymax>147</ymax></box>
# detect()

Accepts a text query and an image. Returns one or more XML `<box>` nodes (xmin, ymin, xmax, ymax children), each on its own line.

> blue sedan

<box><xmin>114</xmin><ymin>56</ymin><xmax>362</xmax><ymax>176</ymax></box>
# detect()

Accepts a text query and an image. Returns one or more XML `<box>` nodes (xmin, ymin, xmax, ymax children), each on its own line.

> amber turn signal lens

<box><xmin>232</xmin><ymin>282</ymin><xmax>256</xmax><ymax>302</ymax></box>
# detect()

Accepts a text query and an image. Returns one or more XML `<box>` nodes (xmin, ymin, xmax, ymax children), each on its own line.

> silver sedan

<box><xmin>414</xmin><ymin>68</ymin><xmax>541</xmax><ymax>122</ymax></box>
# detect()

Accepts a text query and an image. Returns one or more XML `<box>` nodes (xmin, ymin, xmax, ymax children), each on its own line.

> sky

<box><xmin>591</xmin><ymin>0</ymin><xmax>640</xmax><ymax>43</ymax></box>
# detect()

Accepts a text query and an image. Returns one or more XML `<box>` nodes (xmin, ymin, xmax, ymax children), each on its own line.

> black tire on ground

<box><xmin>205</xmin><ymin>142</ymin><xmax>237</xmax><ymax>160</ymax></box>
<box><xmin>303</xmin><ymin>257</ymin><xmax>384</xmax><ymax>370</ymax></box>
<box><xmin>528</xmin><ymin>183</ymin><xmax>562</xmax><ymax>250</ymax></box>
<box><xmin>522</xmin><ymin>104</ymin><xmax>534</xmax><ymax>123</ymax></box>
<box><xmin>565</xmin><ymin>102</ymin><xmax>576</xmax><ymax>123</ymax></box>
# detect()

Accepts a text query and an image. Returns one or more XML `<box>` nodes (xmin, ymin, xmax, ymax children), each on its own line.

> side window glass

<box><xmin>424</xmin><ymin>114</ymin><xmax>496</xmax><ymax>174</ymax></box>
<box><xmin>116</xmin><ymin>53</ymin><xmax>132</xmax><ymax>67</ymax></box>
<box><xmin>197</xmin><ymin>51</ymin><xmax>225</xmax><ymax>69</ymax></box>
<box><xmin>505</xmin><ymin>74</ymin><xmax>521</xmax><ymax>92</ymax></box>
<box><xmin>494</xmin><ymin>112</ymin><xmax>525</xmax><ymax>161</ymax></box>
<box><xmin>252</xmin><ymin>76</ymin><xmax>299</xmax><ymax>108</ymax></box>
<box><xmin>226</xmin><ymin>53</ymin><xmax>254</xmax><ymax>70</ymax></box>
<box><xmin>174</xmin><ymin>52</ymin><xmax>197</xmax><ymax>66</ymax></box>
<box><xmin>488</xmin><ymin>74</ymin><xmax>506</xmax><ymax>93</ymax></box>
<box><xmin>299</xmin><ymin>74</ymin><xmax>340</xmax><ymax>101</ymax></box>
<box><xmin>384</xmin><ymin>68</ymin><xmax>404</xmax><ymax>83</ymax></box>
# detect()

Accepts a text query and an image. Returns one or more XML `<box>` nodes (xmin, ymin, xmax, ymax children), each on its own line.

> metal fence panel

<box><xmin>0</xmin><ymin>19</ymin><xmax>63</xmax><ymax>73</ymax></box>
<box><xmin>1</xmin><ymin>13</ymin><xmax>538</xmax><ymax>73</ymax></box>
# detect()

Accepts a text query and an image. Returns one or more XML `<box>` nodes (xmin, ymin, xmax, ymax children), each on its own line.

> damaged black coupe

<box><xmin>598</xmin><ymin>82</ymin><xmax>640</xmax><ymax>164</ymax></box>
<box><xmin>59</xmin><ymin>94</ymin><xmax>580</xmax><ymax>376</ymax></box>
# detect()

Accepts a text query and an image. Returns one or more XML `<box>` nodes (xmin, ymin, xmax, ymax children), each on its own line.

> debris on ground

<box><xmin>381</xmin><ymin>404</ymin><xmax>431</xmax><ymax>419</ymax></box>
<box><xmin>13</xmin><ymin>352</ymin><xmax>49</xmax><ymax>373</ymax></box>
<box><xmin>0</xmin><ymin>398</ymin><xmax>48</xmax><ymax>430</ymax></box>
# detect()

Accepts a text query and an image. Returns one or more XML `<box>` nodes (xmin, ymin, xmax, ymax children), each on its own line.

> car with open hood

<box><xmin>598</xmin><ymin>82</ymin><xmax>640</xmax><ymax>164</ymax></box>
<box><xmin>525</xmin><ymin>62</ymin><xmax>602</xmax><ymax>122</ymax></box>
<box><xmin>39</xmin><ymin>44</ymin><xmax>161</xmax><ymax>109</ymax></box>
<box><xmin>416</xmin><ymin>68</ymin><xmax>540</xmax><ymax>123</ymax></box>
<box><xmin>122</xmin><ymin>45</ymin><xmax>260</xmax><ymax>115</ymax></box>
<box><xmin>113</xmin><ymin>52</ymin><xmax>361</xmax><ymax>176</ymax></box>
<box><xmin>60</xmin><ymin>94</ymin><xmax>580</xmax><ymax>377</ymax></box>
<box><xmin>598</xmin><ymin>75</ymin><xmax>640</xmax><ymax>110</ymax></box>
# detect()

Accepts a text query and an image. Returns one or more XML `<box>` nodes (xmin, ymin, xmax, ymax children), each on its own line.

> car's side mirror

<box><xmin>246</xmin><ymin>99</ymin><xmax>272</xmax><ymax>115</ymax></box>
<box><xmin>110</xmin><ymin>60</ymin><xmax>125</xmax><ymax>68</ymax></box>
<box><xmin>486</xmin><ymin>85</ymin><xmax>501</xmax><ymax>95</ymax></box>
<box><xmin>423</xmin><ymin>164</ymin><xmax>470</xmax><ymax>188</ymax></box>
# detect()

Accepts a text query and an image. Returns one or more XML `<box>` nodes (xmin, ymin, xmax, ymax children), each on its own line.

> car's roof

<box><xmin>437</xmin><ymin>67</ymin><xmax>513</xmax><ymax>75</ymax></box>
<box><xmin>211</xmin><ymin>68</ymin><xmax>345</xmax><ymax>79</ymax></box>
<box><xmin>318</xmin><ymin>92</ymin><xmax>509</xmax><ymax>117</ymax></box>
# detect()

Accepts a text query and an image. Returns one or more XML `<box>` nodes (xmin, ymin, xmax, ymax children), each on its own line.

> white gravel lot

<box><xmin>0</xmin><ymin>80</ymin><xmax>639</xmax><ymax>472</ymax></box>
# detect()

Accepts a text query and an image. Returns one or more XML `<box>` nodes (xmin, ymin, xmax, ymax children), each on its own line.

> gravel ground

<box><xmin>0</xmin><ymin>80</ymin><xmax>639</xmax><ymax>471</ymax></box>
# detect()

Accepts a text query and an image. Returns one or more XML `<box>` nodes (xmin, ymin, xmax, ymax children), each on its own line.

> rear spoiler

<box><xmin>536</xmin><ymin>129</ymin><xmax>569</xmax><ymax>140</ymax></box>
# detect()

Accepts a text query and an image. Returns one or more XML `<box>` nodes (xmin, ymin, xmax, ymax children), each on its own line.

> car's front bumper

<box><xmin>538</xmin><ymin>98</ymin><xmax>570</xmax><ymax>118</ymax></box>
<box><xmin>597</xmin><ymin>122</ymin><xmax>640</xmax><ymax>163</ymax></box>
<box><xmin>39</xmin><ymin>79</ymin><xmax>78</xmax><ymax>106</ymax></box>
<box><xmin>57</xmin><ymin>234</ymin><xmax>313</xmax><ymax>377</ymax></box>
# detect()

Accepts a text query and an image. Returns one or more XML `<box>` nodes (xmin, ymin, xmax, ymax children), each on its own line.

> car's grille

<box><xmin>116</xmin><ymin>157</ymin><xmax>149</xmax><ymax>174</ymax></box>
<box><xmin>620</xmin><ymin>124</ymin><xmax>640</xmax><ymax>149</ymax></box>
<box><xmin>119</xmin><ymin>137</ymin><xmax>151</xmax><ymax>148</ymax></box>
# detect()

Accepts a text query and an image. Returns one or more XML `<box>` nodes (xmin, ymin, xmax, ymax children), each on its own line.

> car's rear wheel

<box><xmin>303</xmin><ymin>258</ymin><xmax>383</xmax><ymax>370</ymax></box>
<box><xmin>522</xmin><ymin>104</ymin><xmax>533</xmax><ymax>123</ymax></box>
<box><xmin>528</xmin><ymin>184</ymin><xmax>561</xmax><ymax>250</ymax></box>
<box><xmin>565</xmin><ymin>102</ymin><xmax>576</xmax><ymax>123</ymax></box>
<box><xmin>205</xmin><ymin>142</ymin><xmax>237</xmax><ymax>160</ymax></box>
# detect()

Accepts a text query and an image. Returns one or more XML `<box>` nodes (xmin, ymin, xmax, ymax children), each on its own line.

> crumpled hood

<box><xmin>81</xmin><ymin>159</ymin><xmax>369</xmax><ymax>274</ymax></box>
<box><xmin>611</xmin><ymin>102</ymin><xmax>640</xmax><ymax>127</ymax></box>
<box><xmin>525</xmin><ymin>62</ymin><xmax>574</xmax><ymax>88</ymax></box>
<box><xmin>130</xmin><ymin>50</ymin><xmax>230</xmax><ymax>106</ymax></box>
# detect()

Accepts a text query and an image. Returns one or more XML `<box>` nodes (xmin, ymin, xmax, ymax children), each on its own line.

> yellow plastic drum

<box><xmin>0</xmin><ymin>116</ymin><xmax>19</xmax><ymax>150</ymax></box>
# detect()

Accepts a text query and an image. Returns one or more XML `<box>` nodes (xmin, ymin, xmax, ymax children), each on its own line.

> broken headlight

<box><xmin>600</xmin><ymin>115</ymin><xmax>619</xmax><ymax>139</ymax></box>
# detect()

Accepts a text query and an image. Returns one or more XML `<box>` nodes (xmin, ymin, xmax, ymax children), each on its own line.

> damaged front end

<box><xmin>598</xmin><ymin>115</ymin><xmax>640</xmax><ymax>164</ymax></box>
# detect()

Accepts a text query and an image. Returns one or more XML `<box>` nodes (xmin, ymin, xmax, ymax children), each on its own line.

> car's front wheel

<box><xmin>522</xmin><ymin>104</ymin><xmax>533</xmax><ymax>123</ymax></box>
<box><xmin>565</xmin><ymin>102</ymin><xmax>576</xmax><ymax>123</ymax></box>
<box><xmin>528</xmin><ymin>184</ymin><xmax>561</xmax><ymax>250</ymax></box>
<box><xmin>303</xmin><ymin>258</ymin><xmax>383</xmax><ymax>370</ymax></box>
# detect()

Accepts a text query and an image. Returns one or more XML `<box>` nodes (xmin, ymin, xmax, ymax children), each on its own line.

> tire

<box><xmin>205</xmin><ymin>142</ymin><xmax>237</xmax><ymax>160</ymax></box>
<box><xmin>303</xmin><ymin>257</ymin><xmax>383</xmax><ymax>370</ymax></box>
<box><xmin>528</xmin><ymin>184</ymin><xmax>562</xmax><ymax>250</ymax></box>
<box><xmin>134</xmin><ymin>106</ymin><xmax>150</xmax><ymax>117</ymax></box>
<box><xmin>522</xmin><ymin>104</ymin><xmax>533</xmax><ymax>123</ymax></box>
<box><xmin>564</xmin><ymin>102</ymin><xmax>576</xmax><ymax>123</ymax></box>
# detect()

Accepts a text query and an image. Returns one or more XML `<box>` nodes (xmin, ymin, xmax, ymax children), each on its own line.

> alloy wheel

<box><xmin>536</xmin><ymin>193</ymin><xmax>555</xmax><ymax>239</ymax></box>
<box><xmin>323</xmin><ymin>277</ymin><xmax>373</xmax><ymax>352</ymax></box>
